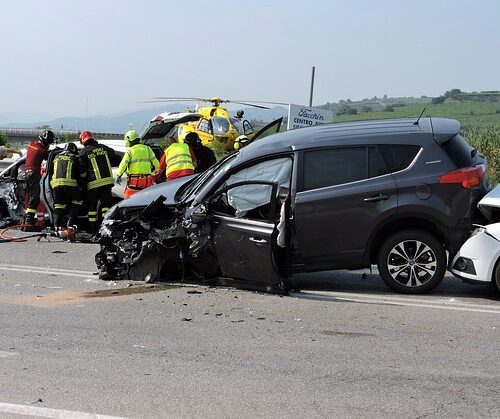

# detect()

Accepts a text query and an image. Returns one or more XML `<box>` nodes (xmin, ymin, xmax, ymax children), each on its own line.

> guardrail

<box><xmin>0</xmin><ymin>128</ymin><xmax>120</xmax><ymax>138</ymax></box>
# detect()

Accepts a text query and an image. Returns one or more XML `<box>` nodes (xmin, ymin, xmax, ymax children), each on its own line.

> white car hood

<box><xmin>483</xmin><ymin>222</ymin><xmax>500</xmax><ymax>240</ymax></box>
<box><xmin>478</xmin><ymin>184</ymin><xmax>500</xmax><ymax>221</ymax></box>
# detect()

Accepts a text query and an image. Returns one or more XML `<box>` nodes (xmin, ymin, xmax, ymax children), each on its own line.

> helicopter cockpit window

<box><xmin>211</xmin><ymin>117</ymin><xmax>230</xmax><ymax>135</ymax></box>
<box><xmin>197</xmin><ymin>119</ymin><xmax>212</xmax><ymax>134</ymax></box>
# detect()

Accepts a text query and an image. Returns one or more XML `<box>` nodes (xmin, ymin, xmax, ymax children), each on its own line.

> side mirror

<box><xmin>190</xmin><ymin>204</ymin><xmax>207</xmax><ymax>224</ymax></box>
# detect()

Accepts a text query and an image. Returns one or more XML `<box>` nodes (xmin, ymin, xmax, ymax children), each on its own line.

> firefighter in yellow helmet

<box><xmin>115</xmin><ymin>130</ymin><xmax>159</xmax><ymax>199</ymax></box>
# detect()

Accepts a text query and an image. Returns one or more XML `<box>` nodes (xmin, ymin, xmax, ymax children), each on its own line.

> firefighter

<box><xmin>50</xmin><ymin>142</ymin><xmax>83</xmax><ymax>231</ymax></box>
<box><xmin>155</xmin><ymin>137</ymin><xmax>196</xmax><ymax>181</ymax></box>
<box><xmin>78</xmin><ymin>130</ymin><xmax>115</xmax><ymax>234</ymax></box>
<box><xmin>24</xmin><ymin>129</ymin><xmax>55</xmax><ymax>227</ymax></box>
<box><xmin>115</xmin><ymin>130</ymin><xmax>159</xmax><ymax>199</ymax></box>
<box><xmin>184</xmin><ymin>132</ymin><xmax>216</xmax><ymax>173</ymax></box>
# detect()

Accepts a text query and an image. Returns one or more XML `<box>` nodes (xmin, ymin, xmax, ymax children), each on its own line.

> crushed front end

<box><xmin>96</xmin><ymin>195</ymin><xmax>218</xmax><ymax>283</ymax></box>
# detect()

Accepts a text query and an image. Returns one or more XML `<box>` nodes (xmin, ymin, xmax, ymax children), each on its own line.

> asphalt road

<box><xmin>0</xmin><ymin>234</ymin><xmax>499</xmax><ymax>418</ymax></box>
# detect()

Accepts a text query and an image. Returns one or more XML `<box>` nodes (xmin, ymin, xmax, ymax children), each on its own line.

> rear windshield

<box><xmin>441</xmin><ymin>134</ymin><xmax>475</xmax><ymax>168</ymax></box>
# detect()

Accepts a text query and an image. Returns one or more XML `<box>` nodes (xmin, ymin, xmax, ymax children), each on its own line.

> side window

<box><xmin>378</xmin><ymin>144</ymin><xmax>421</xmax><ymax>173</ymax></box>
<box><xmin>212</xmin><ymin>157</ymin><xmax>292</xmax><ymax>220</ymax></box>
<box><xmin>197</xmin><ymin>119</ymin><xmax>212</xmax><ymax>134</ymax></box>
<box><xmin>302</xmin><ymin>147</ymin><xmax>368</xmax><ymax>190</ymax></box>
<box><xmin>369</xmin><ymin>147</ymin><xmax>388</xmax><ymax>178</ymax></box>
<box><xmin>242</xmin><ymin>120</ymin><xmax>254</xmax><ymax>135</ymax></box>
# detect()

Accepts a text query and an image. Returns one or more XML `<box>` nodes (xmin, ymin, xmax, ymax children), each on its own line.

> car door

<box><xmin>40</xmin><ymin>147</ymin><xmax>64</xmax><ymax>226</ymax></box>
<box><xmin>207</xmin><ymin>156</ymin><xmax>293</xmax><ymax>289</ymax></box>
<box><xmin>246</xmin><ymin>118</ymin><xmax>284</xmax><ymax>145</ymax></box>
<box><xmin>291</xmin><ymin>145</ymin><xmax>397</xmax><ymax>271</ymax></box>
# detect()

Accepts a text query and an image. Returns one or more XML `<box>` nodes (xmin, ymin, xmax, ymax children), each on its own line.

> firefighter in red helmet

<box><xmin>23</xmin><ymin>129</ymin><xmax>55</xmax><ymax>228</ymax></box>
<box><xmin>78</xmin><ymin>131</ymin><xmax>116</xmax><ymax>234</ymax></box>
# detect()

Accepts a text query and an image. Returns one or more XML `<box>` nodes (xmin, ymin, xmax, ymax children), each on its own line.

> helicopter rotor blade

<box><xmin>151</xmin><ymin>97</ymin><xmax>210</xmax><ymax>102</ymax></box>
<box><xmin>229</xmin><ymin>101</ymin><xmax>270</xmax><ymax>109</ymax></box>
<box><xmin>231</xmin><ymin>99</ymin><xmax>290</xmax><ymax>106</ymax></box>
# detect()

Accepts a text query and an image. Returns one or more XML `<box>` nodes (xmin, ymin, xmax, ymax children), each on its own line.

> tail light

<box><xmin>439</xmin><ymin>166</ymin><xmax>484</xmax><ymax>189</ymax></box>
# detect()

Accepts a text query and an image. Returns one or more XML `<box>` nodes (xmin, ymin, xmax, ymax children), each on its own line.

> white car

<box><xmin>450</xmin><ymin>184</ymin><xmax>500</xmax><ymax>290</ymax></box>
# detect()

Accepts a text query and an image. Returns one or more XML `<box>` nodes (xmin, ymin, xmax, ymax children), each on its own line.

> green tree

<box><xmin>432</xmin><ymin>96</ymin><xmax>446</xmax><ymax>104</ymax></box>
<box><xmin>0</xmin><ymin>132</ymin><xmax>9</xmax><ymax>146</ymax></box>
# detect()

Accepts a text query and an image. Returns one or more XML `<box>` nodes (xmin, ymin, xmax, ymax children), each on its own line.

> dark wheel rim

<box><xmin>386</xmin><ymin>239</ymin><xmax>437</xmax><ymax>287</ymax></box>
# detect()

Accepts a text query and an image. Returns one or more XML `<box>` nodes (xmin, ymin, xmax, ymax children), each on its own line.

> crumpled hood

<box><xmin>484</xmin><ymin>222</ymin><xmax>500</xmax><ymax>240</ymax></box>
<box><xmin>478</xmin><ymin>184</ymin><xmax>500</xmax><ymax>221</ymax></box>
<box><xmin>114</xmin><ymin>175</ymin><xmax>196</xmax><ymax>209</ymax></box>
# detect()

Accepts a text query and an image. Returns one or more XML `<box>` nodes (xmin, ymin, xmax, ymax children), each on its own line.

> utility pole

<box><xmin>85</xmin><ymin>97</ymin><xmax>88</xmax><ymax>130</ymax></box>
<box><xmin>309</xmin><ymin>66</ymin><xmax>315</xmax><ymax>107</ymax></box>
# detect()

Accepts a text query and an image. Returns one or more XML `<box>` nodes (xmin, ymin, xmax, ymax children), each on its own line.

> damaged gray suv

<box><xmin>96</xmin><ymin>118</ymin><xmax>489</xmax><ymax>294</ymax></box>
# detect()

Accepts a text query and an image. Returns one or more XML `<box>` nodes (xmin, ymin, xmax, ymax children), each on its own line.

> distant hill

<box><xmin>2</xmin><ymin>90</ymin><xmax>499</xmax><ymax>133</ymax></box>
<box><xmin>0</xmin><ymin>104</ymin><xmax>288</xmax><ymax>134</ymax></box>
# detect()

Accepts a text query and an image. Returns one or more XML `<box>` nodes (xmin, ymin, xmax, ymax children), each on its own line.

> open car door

<box><xmin>207</xmin><ymin>180</ymin><xmax>286</xmax><ymax>292</ymax></box>
<box><xmin>40</xmin><ymin>147</ymin><xmax>65</xmax><ymax>227</ymax></box>
<box><xmin>246</xmin><ymin>117</ymin><xmax>284</xmax><ymax>146</ymax></box>
<box><xmin>201</xmin><ymin>155</ymin><xmax>293</xmax><ymax>292</ymax></box>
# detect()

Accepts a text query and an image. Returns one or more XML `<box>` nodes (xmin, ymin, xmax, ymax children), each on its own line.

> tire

<box><xmin>494</xmin><ymin>260</ymin><xmax>500</xmax><ymax>292</ymax></box>
<box><xmin>377</xmin><ymin>229</ymin><xmax>447</xmax><ymax>294</ymax></box>
<box><xmin>0</xmin><ymin>200</ymin><xmax>8</xmax><ymax>219</ymax></box>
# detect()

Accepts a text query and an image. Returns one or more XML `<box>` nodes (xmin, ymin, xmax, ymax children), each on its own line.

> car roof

<box><xmin>240</xmin><ymin>117</ymin><xmax>460</xmax><ymax>159</ymax></box>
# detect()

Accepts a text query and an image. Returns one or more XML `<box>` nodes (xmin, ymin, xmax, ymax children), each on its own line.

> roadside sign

<box><xmin>287</xmin><ymin>104</ymin><xmax>333</xmax><ymax>130</ymax></box>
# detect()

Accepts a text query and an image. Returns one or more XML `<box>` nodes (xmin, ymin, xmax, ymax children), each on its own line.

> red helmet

<box><xmin>79</xmin><ymin>130</ymin><xmax>94</xmax><ymax>145</ymax></box>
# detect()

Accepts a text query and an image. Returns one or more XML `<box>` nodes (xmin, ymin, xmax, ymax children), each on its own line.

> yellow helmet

<box><xmin>124</xmin><ymin>130</ymin><xmax>139</xmax><ymax>147</ymax></box>
<box><xmin>234</xmin><ymin>134</ymin><xmax>250</xmax><ymax>150</ymax></box>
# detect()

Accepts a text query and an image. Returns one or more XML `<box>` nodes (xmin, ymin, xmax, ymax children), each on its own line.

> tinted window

<box><xmin>369</xmin><ymin>147</ymin><xmax>388</xmax><ymax>177</ymax></box>
<box><xmin>302</xmin><ymin>147</ymin><xmax>367</xmax><ymax>190</ymax></box>
<box><xmin>441</xmin><ymin>134</ymin><xmax>475</xmax><ymax>168</ymax></box>
<box><xmin>378</xmin><ymin>144</ymin><xmax>420</xmax><ymax>173</ymax></box>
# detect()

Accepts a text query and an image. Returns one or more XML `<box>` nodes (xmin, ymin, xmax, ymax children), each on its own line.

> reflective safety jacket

<box><xmin>50</xmin><ymin>152</ymin><xmax>81</xmax><ymax>188</ymax></box>
<box><xmin>164</xmin><ymin>143</ymin><xmax>195</xmax><ymax>177</ymax></box>
<box><xmin>79</xmin><ymin>140</ymin><xmax>115</xmax><ymax>190</ymax></box>
<box><xmin>117</xmin><ymin>144</ymin><xmax>159</xmax><ymax>177</ymax></box>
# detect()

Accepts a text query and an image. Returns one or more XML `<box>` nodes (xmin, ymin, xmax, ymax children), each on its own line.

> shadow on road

<box><xmin>289</xmin><ymin>270</ymin><xmax>500</xmax><ymax>302</ymax></box>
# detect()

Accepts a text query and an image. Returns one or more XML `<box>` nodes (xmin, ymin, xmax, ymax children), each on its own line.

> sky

<box><xmin>1</xmin><ymin>0</ymin><xmax>499</xmax><ymax>119</ymax></box>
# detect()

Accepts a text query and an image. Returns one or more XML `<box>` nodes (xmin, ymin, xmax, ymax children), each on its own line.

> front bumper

<box><xmin>450</xmin><ymin>227</ymin><xmax>500</xmax><ymax>283</ymax></box>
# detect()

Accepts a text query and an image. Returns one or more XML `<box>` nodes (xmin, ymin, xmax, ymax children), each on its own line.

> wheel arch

<box><xmin>366</xmin><ymin>216</ymin><xmax>447</xmax><ymax>265</ymax></box>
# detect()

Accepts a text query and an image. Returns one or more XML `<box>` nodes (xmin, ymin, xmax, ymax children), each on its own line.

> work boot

<box><xmin>22</xmin><ymin>214</ymin><xmax>40</xmax><ymax>232</ymax></box>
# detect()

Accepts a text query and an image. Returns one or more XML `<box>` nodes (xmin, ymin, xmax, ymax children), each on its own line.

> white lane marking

<box><xmin>297</xmin><ymin>291</ymin><xmax>500</xmax><ymax>314</ymax></box>
<box><xmin>0</xmin><ymin>350</ymin><xmax>18</xmax><ymax>358</ymax></box>
<box><xmin>0</xmin><ymin>263</ymin><xmax>95</xmax><ymax>279</ymax></box>
<box><xmin>0</xmin><ymin>402</ymin><xmax>127</xmax><ymax>419</ymax></box>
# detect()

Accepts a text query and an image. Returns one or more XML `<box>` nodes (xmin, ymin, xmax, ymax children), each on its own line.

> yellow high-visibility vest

<box><xmin>117</xmin><ymin>144</ymin><xmax>159</xmax><ymax>177</ymax></box>
<box><xmin>165</xmin><ymin>143</ymin><xmax>194</xmax><ymax>176</ymax></box>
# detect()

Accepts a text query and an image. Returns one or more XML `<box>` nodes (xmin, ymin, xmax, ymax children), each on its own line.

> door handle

<box><xmin>363</xmin><ymin>194</ymin><xmax>389</xmax><ymax>202</ymax></box>
<box><xmin>249</xmin><ymin>237</ymin><xmax>267</xmax><ymax>245</ymax></box>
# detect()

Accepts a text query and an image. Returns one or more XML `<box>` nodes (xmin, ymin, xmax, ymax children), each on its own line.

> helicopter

<box><xmin>141</xmin><ymin>96</ymin><xmax>287</xmax><ymax>152</ymax></box>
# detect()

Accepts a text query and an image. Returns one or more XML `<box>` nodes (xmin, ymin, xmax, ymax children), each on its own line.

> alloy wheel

<box><xmin>386</xmin><ymin>239</ymin><xmax>437</xmax><ymax>287</ymax></box>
